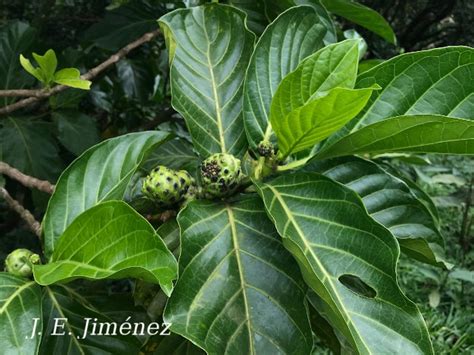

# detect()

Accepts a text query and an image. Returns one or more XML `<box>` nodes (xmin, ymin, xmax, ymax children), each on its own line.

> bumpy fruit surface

<box><xmin>5</xmin><ymin>248</ymin><xmax>40</xmax><ymax>277</ymax></box>
<box><xmin>201</xmin><ymin>153</ymin><xmax>242</xmax><ymax>197</ymax></box>
<box><xmin>257</xmin><ymin>140</ymin><xmax>275</xmax><ymax>157</ymax></box>
<box><xmin>142</xmin><ymin>166</ymin><xmax>183</xmax><ymax>205</ymax></box>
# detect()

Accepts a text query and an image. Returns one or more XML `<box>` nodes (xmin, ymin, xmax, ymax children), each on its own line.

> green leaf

<box><xmin>0</xmin><ymin>21</ymin><xmax>36</xmax><ymax>99</ymax></box>
<box><xmin>320</xmin><ymin>0</ymin><xmax>396</xmax><ymax>44</ymax></box>
<box><xmin>0</xmin><ymin>273</ymin><xmax>42</xmax><ymax>355</ymax></box>
<box><xmin>358</xmin><ymin>59</ymin><xmax>384</xmax><ymax>74</ymax></box>
<box><xmin>39</xmin><ymin>285</ymin><xmax>141</xmax><ymax>354</ymax></box>
<box><xmin>270</xmin><ymin>39</ymin><xmax>360</xmax><ymax>124</ymax></box>
<box><xmin>227</xmin><ymin>0</ymin><xmax>268</xmax><ymax>34</ymax></box>
<box><xmin>164</xmin><ymin>195</ymin><xmax>313</xmax><ymax>354</ymax></box>
<box><xmin>32</xmin><ymin>49</ymin><xmax>58</xmax><ymax>84</ymax></box>
<box><xmin>34</xmin><ymin>201</ymin><xmax>177</xmax><ymax>295</ymax></box>
<box><xmin>117</xmin><ymin>59</ymin><xmax>154</xmax><ymax>102</ymax></box>
<box><xmin>53</xmin><ymin>68</ymin><xmax>91</xmax><ymax>90</ymax></box>
<box><xmin>449</xmin><ymin>268</ymin><xmax>474</xmax><ymax>283</ymax></box>
<box><xmin>159</xmin><ymin>4</ymin><xmax>255</xmax><ymax>158</ymax></box>
<box><xmin>353</xmin><ymin>46</ymin><xmax>474</xmax><ymax>129</ymax></box>
<box><xmin>42</xmin><ymin>131</ymin><xmax>170</xmax><ymax>258</ymax></box>
<box><xmin>317</xmin><ymin>115</ymin><xmax>474</xmax><ymax>159</ymax></box>
<box><xmin>304</xmin><ymin>156</ymin><xmax>449</xmax><ymax>268</ymax></box>
<box><xmin>255</xmin><ymin>173</ymin><xmax>433</xmax><ymax>354</ymax></box>
<box><xmin>272</xmin><ymin>86</ymin><xmax>377</xmax><ymax>157</ymax></box>
<box><xmin>0</xmin><ymin>117</ymin><xmax>63</xmax><ymax>181</ymax></box>
<box><xmin>143</xmin><ymin>137</ymin><xmax>199</xmax><ymax>176</ymax></box>
<box><xmin>243</xmin><ymin>5</ymin><xmax>335</xmax><ymax>151</ymax></box>
<box><xmin>53</xmin><ymin>110</ymin><xmax>101</xmax><ymax>156</ymax></box>
<box><xmin>20</xmin><ymin>54</ymin><xmax>45</xmax><ymax>83</ymax></box>
<box><xmin>83</xmin><ymin>1</ymin><xmax>160</xmax><ymax>51</ymax></box>
<box><xmin>152</xmin><ymin>333</ymin><xmax>206</xmax><ymax>355</ymax></box>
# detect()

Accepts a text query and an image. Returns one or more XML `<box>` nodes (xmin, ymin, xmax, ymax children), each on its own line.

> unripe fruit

<box><xmin>142</xmin><ymin>166</ymin><xmax>183</xmax><ymax>205</ymax></box>
<box><xmin>201</xmin><ymin>153</ymin><xmax>242</xmax><ymax>197</ymax></box>
<box><xmin>4</xmin><ymin>248</ymin><xmax>40</xmax><ymax>278</ymax></box>
<box><xmin>257</xmin><ymin>140</ymin><xmax>275</xmax><ymax>157</ymax></box>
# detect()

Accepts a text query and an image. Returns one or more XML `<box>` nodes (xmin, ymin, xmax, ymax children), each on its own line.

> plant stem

<box><xmin>277</xmin><ymin>157</ymin><xmax>310</xmax><ymax>172</ymax></box>
<box><xmin>0</xmin><ymin>161</ymin><xmax>55</xmax><ymax>194</ymax></box>
<box><xmin>0</xmin><ymin>29</ymin><xmax>161</xmax><ymax>116</ymax></box>
<box><xmin>0</xmin><ymin>187</ymin><xmax>41</xmax><ymax>238</ymax></box>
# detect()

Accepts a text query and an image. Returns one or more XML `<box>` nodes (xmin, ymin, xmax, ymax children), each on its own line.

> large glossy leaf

<box><xmin>116</xmin><ymin>59</ymin><xmax>155</xmax><ymax>102</ymax></box>
<box><xmin>320</xmin><ymin>0</ymin><xmax>396</xmax><ymax>44</ymax></box>
<box><xmin>34</xmin><ymin>201</ymin><xmax>177</xmax><ymax>296</ymax></box>
<box><xmin>159</xmin><ymin>4</ymin><xmax>255</xmax><ymax>158</ymax></box>
<box><xmin>317</xmin><ymin>115</ymin><xmax>474</xmax><ymax>159</ymax></box>
<box><xmin>0</xmin><ymin>118</ymin><xmax>63</xmax><ymax>181</ymax></box>
<box><xmin>0</xmin><ymin>21</ymin><xmax>36</xmax><ymax>106</ymax></box>
<box><xmin>53</xmin><ymin>110</ymin><xmax>101</xmax><ymax>156</ymax></box>
<box><xmin>42</xmin><ymin>131</ymin><xmax>170</xmax><ymax>258</ymax></box>
<box><xmin>83</xmin><ymin>1</ymin><xmax>161</xmax><ymax>51</ymax></box>
<box><xmin>243</xmin><ymin>6</ymin><xmax>335</xmax><ymax>150</ymax></box>
<box><xmin>152</xmin><ymin>333</ymin><xmax>206</xmax><ymax>355</ymax></box>
<box><xmin>255</xmin><ymin>173</ymin><xmax>433</xmax><ymax>354</ymax></box>
<box><xmin>227</xmin><ymin>0</ymin><xmax>268</xmax><ymax>34</ymax></box>
<box><xmin>353</xmin><ymin>46</ymin><xmax>474</xmax><ymax>129</ymax></box>
<box><xmin>143</xmin><ymin>137</ymin><xmax>199</xmax><ymax>176</ymax></box>
<box><xmin>164</xmin><ymin>195</ymin><xmax>313</xmax><ymax>354</ymax></box>
<box><xmin>40</xmin><ymin>285</ymin><xmax>141</xmax><ymax>354</ymax></box>
<box><xmin>304</xmin><ymin>156</ymin><xmax>448</xmax><ymax>267</ymax></box>
<box><xmin>270</xmin><ymin>39</ymin><xmax>360</xmax><ymax>125</ymax></box>
<box><xmin>0</xmin><ymin>273</ymin><xmax>42</xmax><ymax>355</ymax></box>
<box><xmin>272</xmin><ymin>86</ymin><xmax>377</xmax><ymax>157</ymax></box>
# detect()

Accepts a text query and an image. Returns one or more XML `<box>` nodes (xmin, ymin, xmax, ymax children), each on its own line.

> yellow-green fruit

<box><xmin>142</xmin><ymin>166</ymin><xmax>183</xmax><ymax>205</ymax></box>
<box><xmin>201</xmin><ymin>153</ymin><xmax>242</xmax><ymax>197</ymax></box>
<box><xmin>4</xmin><ymin>248</ymin><xmax>40</xmax><ymax>278</ymax></box>
<box><xmin>176</xmin><ymin>170</ymin><xmax>195</xmax><ymax>194</ymax></box>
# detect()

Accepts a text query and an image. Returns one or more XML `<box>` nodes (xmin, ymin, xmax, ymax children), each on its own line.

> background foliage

<box><xmin>0</xmin><ymin>0</ymin><xmax>472</xmax><ymax>353</ymax></box>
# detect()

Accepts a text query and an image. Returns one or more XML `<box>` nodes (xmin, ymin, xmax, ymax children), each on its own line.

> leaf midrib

<box><xmin>203</xmin><ymin>11</ymin><xmax>226</xmax><ymax>153</ymax></box>
<box><xmin>45</xmin><ymin>286</ymin><xmax>85</xmax><ymax>355</ymax></box>
<box><xmin>226</xmin><ymin>206</ymin><xmax>254</xmax><ymax>355</ymax></box>
<box><xmin>265</xmin><ymin>184</ymin><xmax>371</xmax><ymax>354</ymax></box>
<box><xmin>0</xmin><ymin>281</ymin><xmax>35</xmax><ymax>313</ymax></box>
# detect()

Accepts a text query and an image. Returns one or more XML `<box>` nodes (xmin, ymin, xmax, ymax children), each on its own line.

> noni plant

<box><xmin>1</xmin><ymin>1</ymin><xmax>473</xmax><ymax>354</ymax></box>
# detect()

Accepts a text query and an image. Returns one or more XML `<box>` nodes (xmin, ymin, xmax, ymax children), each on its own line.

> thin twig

<box><xmin>0</xmin><ymin>29</ymin><xmax>161</xmax><ymax>116</ymax></box>
<box><xmin>0</xmin><ymin>161</ymin><xmax>55</xmax><ymax>194</ymax></box>
<box><xmin>0</xmin><ymin>89</ymin><xmax>50</xmax><ymax>98</ymax></box>
<box><xmin>0</xmin><ymin>187</ymin><xmax>41</xmax><ymax>238</ymax></box>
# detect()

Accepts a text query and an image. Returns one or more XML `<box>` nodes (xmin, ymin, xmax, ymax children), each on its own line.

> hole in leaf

<box><xmin>338</xmin><ymin>274</ymin><xmax>377</xmax><ymax>299</ymax></box>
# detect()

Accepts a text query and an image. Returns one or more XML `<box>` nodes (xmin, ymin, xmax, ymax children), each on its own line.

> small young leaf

<box><xmin>243</xmin><ymin>5</ymin><xmax>335</xmax><ymax>151</ymax></box>
<box><xmin>272</xmin><ymin>86</ymin><xmax>378</xmax><ymax>157</ymax></box>
<box><xmin>34</xmin><ymin>201</ymin><xmax>178</xmax><ymax>296</ymax></box>
<box><xmin>32</xmin><ymin>49</ymin><xmax>57</xmax><ymax>84</ymax></box>
<box><xmin>19</xmin><ymin>54</ymin><xmax>45</xmax><ymax>83</ymax></box>
<box><xmin>54</xmin><ymin>68</ymin><xmax>91</xmax><ymax>90</ymax></box>
<box><xmin>270</xmin><ymin>39</ymin><xmax>360</xmax><ymax>124</ymax></box>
